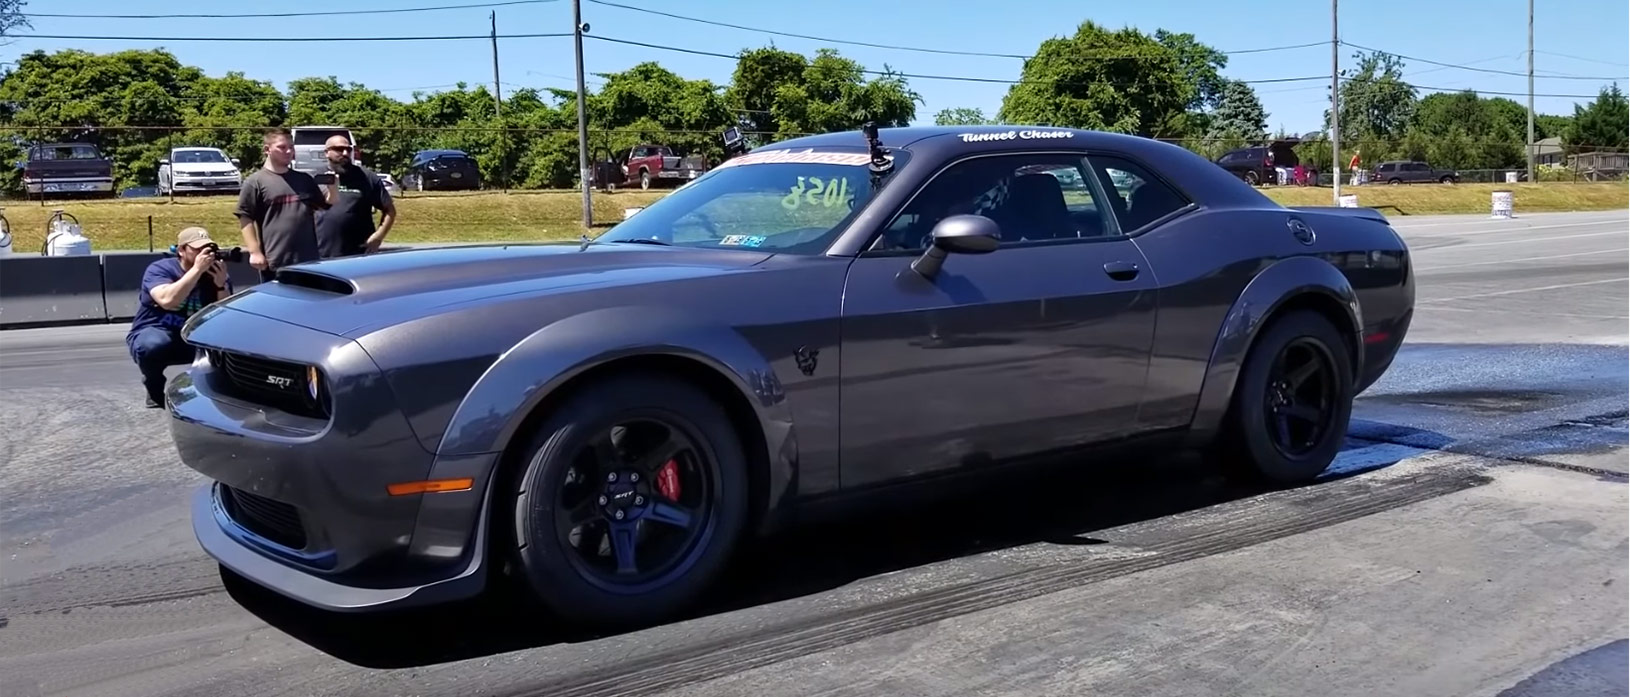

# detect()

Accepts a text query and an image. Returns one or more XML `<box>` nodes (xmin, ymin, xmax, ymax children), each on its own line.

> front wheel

<box><xmin>1214</xmin><ymin>309</ymin><xmax>1354</xmax><ymax>485</ymax></box>
<box><xmin>508</xmin><ymin>372</ymin><xmax>749</xmax><ymax>626</ymax></box>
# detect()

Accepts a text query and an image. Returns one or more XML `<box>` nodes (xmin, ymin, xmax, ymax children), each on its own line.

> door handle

<box><xmin>1103</xmin><ymin>260</ymin><xmax>1140</xmax><ymax>281</ymax></box>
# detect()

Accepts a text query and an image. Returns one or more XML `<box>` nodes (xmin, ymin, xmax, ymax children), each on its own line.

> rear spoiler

<box><xmin>1287</xmin><ymin>206</ymin><xmax>1390</xmax><ymax>224</ymax></box>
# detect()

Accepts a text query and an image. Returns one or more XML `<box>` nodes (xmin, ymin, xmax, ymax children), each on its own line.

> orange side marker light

<box><xmin>387</xmin><ymin>478</ymin><xmax>475</xmax><ymax>496</ymax></box>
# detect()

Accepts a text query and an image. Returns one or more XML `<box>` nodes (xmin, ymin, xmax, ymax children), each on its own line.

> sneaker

<box><xmin>145</xmin><ymin>395</ymin><xmax>162</xmax><ymax>409</ymax></box>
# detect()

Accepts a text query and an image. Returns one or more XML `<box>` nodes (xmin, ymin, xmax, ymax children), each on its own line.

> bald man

<box><xmin>316</xmin><ymin>134</ymin><xmax>396</xmax><ymax>258</ymax></box>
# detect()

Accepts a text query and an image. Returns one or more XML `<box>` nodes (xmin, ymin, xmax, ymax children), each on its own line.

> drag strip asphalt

<box><xmin>0</xmin><ymin>210</ymin><xmax>1624</xmax><ymax>697</ymax></box>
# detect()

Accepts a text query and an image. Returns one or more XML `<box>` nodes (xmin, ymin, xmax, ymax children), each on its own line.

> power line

<box><xmin>21</xmin><ymin>0</ymin><xmax>561</xmax><ymax>20</ymax></box>
<box><xmin>1333</xmin><ymin>75</ymin><xmax>1606</xmax><ymax>100</ymax></box>
<box><xmin>583</xmin><ymin>34</ymin><xmax>1328</xmax><ymax>88</ymax></box>
<box><xmin>1534</xmin><ymin>50</ymin><xmax>1629</xmax><ymax>68</ymax></box>
<box><xmin>10</xmin><ymin>32</ymin><xmax>572</xmax><ymax>43</ymax></box>
<box><xmin>1342</xmin><ymin>41</ymin><xmax>1628</xmax><ymax>81</ymax></box>
<box><xmin>585</xmin><ymin>0</ymin><xmax>1324</xmax><ymax>61</ymax></box>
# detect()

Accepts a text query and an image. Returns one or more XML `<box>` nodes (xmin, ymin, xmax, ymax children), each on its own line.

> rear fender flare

<box><xmin>1186</xmin><ymin>255</ymin><xmax>1362</xmax><ymax>445</ymax></box>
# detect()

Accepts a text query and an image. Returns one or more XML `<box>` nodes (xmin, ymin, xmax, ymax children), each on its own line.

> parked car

<box><xmin>1370</xmin><ymin>160</ymin><xmax>1459</xmax><ymax>185</ymax></box>
<box><xmin>1213</xmin><ymin>139</ymin><xmax>1316</xmax><ymax>186</ymax></box>
<box><xmin>596</xmin><ymin>144</ymin><xmax>708</xmax><ymax>190</ymax></box>
<box><xmin>400</xmin><ymin>149</ymin><xmax>481</xmax><ymax>191</ymax></box>
<box><xmin>22</xmin><ymin>142</ymin><xmax>115</xmax><ymax>198</ymax></box>
<box><xmin>158</xmin><ymin>146</ymin><xmax>243</xmax><ymax>196</ymax></box>
<box><xmin>290</xmin><ymin>126</ymin><xmax>362</xmax><ymax>178</ymax></box>
<box><xmin>167</xmin><ymin>124</ymin><xmax>1414</xmax><ymax>627</ymax></box>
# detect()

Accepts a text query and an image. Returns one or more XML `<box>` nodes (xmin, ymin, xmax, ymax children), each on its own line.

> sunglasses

<box><xmin>328</xmin><ymin>146</ymin><xmax>352</xmax><ymax>153</ymax></box>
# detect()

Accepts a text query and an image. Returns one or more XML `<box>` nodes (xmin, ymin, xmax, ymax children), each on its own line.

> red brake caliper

<box><xmin>656</xmin><ymin>458</ymin><xmax>682</xmax><ymax>501</ymax></box>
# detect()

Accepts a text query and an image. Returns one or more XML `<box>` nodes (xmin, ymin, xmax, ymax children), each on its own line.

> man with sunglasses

<box><xmin>316</xmin><ymin>134</ymin><xmax>396</xmax><ymax>258</ymax></box>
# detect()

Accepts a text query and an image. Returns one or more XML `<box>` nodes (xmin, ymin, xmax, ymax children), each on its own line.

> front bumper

<box><xmin>171</xmin><ymin>177</ymin><xmax>242</xmax><ymax>192</ymax></box>
<box><xmin>169</xmin><ymin>305</ymin><xmax>499</xmax><ymax>612</ymax></box>
<box><xmin>24</xmin><ymin>178</ymin><xmax>114</xmax><ymax>195</ymax></box>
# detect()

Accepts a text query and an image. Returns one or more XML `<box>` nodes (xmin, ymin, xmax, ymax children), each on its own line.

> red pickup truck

<box><xmin>599</xmin><ymin>144</ymin><xmax>709</xmax><ymax>190</ymax></box>
<box><xmin>22</xmin><ymin>143</ymin><xmax>116</xmax><ymax>199</ymax></box>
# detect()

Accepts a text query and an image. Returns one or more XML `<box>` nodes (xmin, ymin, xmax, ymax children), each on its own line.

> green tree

<box><xmin>998</xmin><ymin>21</ymin><xmax>1193</xmax><ymax>137</ymax></box>
<box><xmin>1562</xmin><ymin>84</ymin><xmax>1629</xmax><ymax>153</ymax></box>
<box><xmin>934</xmin><ymin>107</ymin><xmax>993</xmax><ymax>126</ymax></box>
<box><xmin>1327</xmin><ymin>50</ymin><xmax>1418</xmax><ymax>157</ymax></box>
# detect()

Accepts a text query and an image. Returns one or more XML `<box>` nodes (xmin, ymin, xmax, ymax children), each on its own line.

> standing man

<box><xmin>316</xmin><ymin>134</ymin><xmax>396</xmax><ymax>258</ymax></box>
<box><xmin>126</xmin><ymin>227</ymin><xmax>233</xmax><ymax>407</ymax></box>
<box><xmin>234</xmin><ymin>128</ymin><xmax>328</xmax><ymax>281</ymax></box>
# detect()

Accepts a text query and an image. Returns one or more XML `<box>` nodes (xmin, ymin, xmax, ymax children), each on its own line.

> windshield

<box><xmin>594</xmin><ymin>147</ymin><xmax>907</xmax><ymax>254</ymax></box>
<box><xmin>173</xmin><ymin>150</ymin><xmax>229</xmax><ymax>164</ymax></box>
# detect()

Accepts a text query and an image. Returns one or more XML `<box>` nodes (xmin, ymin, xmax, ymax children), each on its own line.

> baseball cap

<box><xmin>176</xmin><ymin>227</ymin><xmax>214</xmax><ymax>249</ymax></box>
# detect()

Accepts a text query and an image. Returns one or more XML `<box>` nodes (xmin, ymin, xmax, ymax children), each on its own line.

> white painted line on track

<box><xmin>1400</xmin><ymin>219</ymin><xmax>1629</xmax><ymax>238</ymax></box>
<box><xmin>1414</xmin><ymin>231</ymin><xmax>1627</xmax><ymax>251</ymax></box>
<box><xmin>1420</xmin><ymin>277</ymin><xmax>1628</xmax><ymax>304</ymax></box>
<box><xmin>1393</xmin><ymin>214</ymin><xmax>1627</xmax><ymax>230</ymax></box>
<box><xmin>1414</xmin><ymin>248</ymin><xmax>1629</xmax><ymax>272</ymax></box>
<box><xmin>1421</xmin><ymin>305</ymin><xmax>1628</xmax><ymax>320</ymax></box>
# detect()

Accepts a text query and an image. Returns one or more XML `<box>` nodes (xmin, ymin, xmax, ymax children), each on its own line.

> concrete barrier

<box><xmin>0</xmin><ymin>255</ymin><xmax>108</xmax><ymax>328</ymax></box>
<box><xmin>101</xmin><ymin>252</ymin><xmax>166</xmax><ymax>321</ymax></box>
<box><xmin>0</xmin><ymin>253</ymin><xmax>266</xmax><ymax>329</ymax></box>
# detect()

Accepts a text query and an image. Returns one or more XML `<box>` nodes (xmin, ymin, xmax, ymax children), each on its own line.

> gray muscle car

<box><xmin>167</xmin><ymin>124</ymin><xmax>1414</xmax><ymax>626</ymax></box>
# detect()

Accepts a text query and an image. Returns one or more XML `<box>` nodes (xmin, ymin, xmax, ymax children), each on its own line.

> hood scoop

<box><xmin>274</xmin><ymin>268</ymin><xmax>356</xmax><ymax>295</ymax></box>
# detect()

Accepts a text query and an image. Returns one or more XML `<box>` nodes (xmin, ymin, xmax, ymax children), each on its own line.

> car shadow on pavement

<box><xmin>222</xmin><ymin>443</ymin><xmax>1404</xmax><ymax>670</ymax></box>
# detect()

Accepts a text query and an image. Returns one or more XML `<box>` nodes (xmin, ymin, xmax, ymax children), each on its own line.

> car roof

<box><xmin>415</xmin><ymin>149</ymin><xmax>470</xmax><ymax>157</ymax></box>
<box><xmin>761</xmin><ymin>125</ymin><xmax>1275</xmax><ymax>209</ymax></box>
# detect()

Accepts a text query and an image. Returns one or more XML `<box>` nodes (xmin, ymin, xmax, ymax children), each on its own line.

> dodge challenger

<box><xmin>167</xmin><ymin>124</ymin><xmax>1413</xmax><ymax>626</ymax></box>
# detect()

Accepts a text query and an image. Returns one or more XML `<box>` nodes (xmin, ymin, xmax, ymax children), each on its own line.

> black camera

<box><xmin>201</xmin><ymin>242</ymin><xmax>245</xmax><ymax>263</ymax></box>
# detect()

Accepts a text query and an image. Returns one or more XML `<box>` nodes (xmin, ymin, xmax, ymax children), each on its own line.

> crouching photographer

<box><xmin>125</xmin><ymin>227</ymin><xmax>235</xmax><ymax>408</ymax></box>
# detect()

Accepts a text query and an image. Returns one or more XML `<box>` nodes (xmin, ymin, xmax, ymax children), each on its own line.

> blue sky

<box><xmin>6</xmin><ymin>0</ymin><xmax>1627</xmax><ymax>134</ymax></box>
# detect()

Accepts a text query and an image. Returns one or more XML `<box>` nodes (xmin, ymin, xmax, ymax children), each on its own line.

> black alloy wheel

<box><xmin>1216</xmin><ymin>309</ymin><xmax>1355</xmax><ymax>485</ymax></box>
<box><xmin>1261</xmin><ymin>337</ymin><xmax>1339</xmax><ymax>460</ymax></box>
<box><xmin>510</xmin><ymin>373</ymin><xmax>749</xmax><ymax>626</ymax></box>
<box><xmin>555</xmin><ymin>418</ymin><xmax>715</xmax><ymax>591</ymax></box>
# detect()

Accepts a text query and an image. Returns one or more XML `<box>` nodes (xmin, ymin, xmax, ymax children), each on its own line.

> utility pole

<box><xmin>491</xmin><ymin>11</ymin><xmax>507</xmax><ymax>192</ymax></box>
<box><xmin>1330</xmin><ymin>0</ymin><xmax>1341</xmax><ymax>203</ymax></box>
<box><xmin>490</xmin><ymin>11</ymin><xmax>502</xmax><ymax>119</ymax></box>
<box><xmin>1526</xmin><ymin>0</ymin><xmax>1535</xmax><ymax>183</ymax></box>
<box><xmin>573</xmin><ymin>0</ymin><xmax>593</xmax><ymax>228</ymax></box>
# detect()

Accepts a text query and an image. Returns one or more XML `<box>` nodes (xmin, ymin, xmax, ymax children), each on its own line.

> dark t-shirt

<box><xmin>234</xmin><ymin>168</ymin><xmax>328</xmax><ymax>269</ymax></box>
<box><xmin>316</xmin><ymin>165</ymin><xmax>389</xmax><ymax>258</ymax></box>
<box><xmin>128</xmin><ymin>257</ymin><xmax>224</xmax><ymax>337</ymax></box>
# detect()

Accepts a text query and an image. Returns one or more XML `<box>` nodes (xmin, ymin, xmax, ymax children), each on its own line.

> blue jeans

<box><xmin>126</xmin><ymin>326</ymin><xmax>196</xmax><ymax>403</ymax></box>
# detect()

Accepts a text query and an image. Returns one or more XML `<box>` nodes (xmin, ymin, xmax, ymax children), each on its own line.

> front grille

<box><xmin>222</xmin><ymin>486</ymin><xmax>308</xmax><ymax>549</ymax></box>
<box><xmin>207</xmin><ymin>349</ymin><xmax>329</xmax><ymax>418</ymax></box>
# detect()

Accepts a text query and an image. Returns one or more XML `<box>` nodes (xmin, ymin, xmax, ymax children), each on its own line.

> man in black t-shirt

<box><xmin>234</xmin><ymin>128</ymin><xmax>330</xmax><ymax>281</ymax></box>
<box><xmin>126</xmin><ymin>227</ymin><xmax>233</xmax><ymax>407</ymax></box>
<box><xmin>316</xmin><ymin>134</ymin><xmax>396</xmax><ymax>258</ymax></box>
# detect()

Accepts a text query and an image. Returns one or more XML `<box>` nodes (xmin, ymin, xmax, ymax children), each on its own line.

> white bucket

<box><xmin>1505</xmin><ymin>171</ymin><xmax>1519</xmax><ymax>183</ymax></box>
<box><xmin>1490</xmin><ymin>190</ymin><xmax>1515</xmax><ymax>218</ymax></box>
<box><xmin>1338</xmin><ymin>194</ymin><xmax>1359</xmax><ymax>208</ymax></box>
<box><xmin>623</xmin><ymin>207</ymin><xmax>644</xmax><ymax>219</ymax></box>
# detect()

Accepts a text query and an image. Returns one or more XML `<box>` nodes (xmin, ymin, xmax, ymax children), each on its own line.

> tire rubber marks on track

<box><xmin>496</xmin><ymin>464</ymin><xmax>1492</xmax><ymax>697</ymax></box>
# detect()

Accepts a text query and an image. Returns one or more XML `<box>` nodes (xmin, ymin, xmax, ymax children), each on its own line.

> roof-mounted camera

<box><xmin>862</xmin><ymin>121</ymin><xmax>892</xmax><ymax>176</ymax></box>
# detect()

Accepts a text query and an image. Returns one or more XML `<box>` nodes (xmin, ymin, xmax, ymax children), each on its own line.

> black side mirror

<box><xmin>910</xmin><ymin>214</ymin><xmax>1001</xmax><ymax>279</ymax></box>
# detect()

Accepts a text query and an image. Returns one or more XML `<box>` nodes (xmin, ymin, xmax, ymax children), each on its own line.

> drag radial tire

<box><xmin>508</xmin><ymin>372</ymin><xmax>749</xmax><ymax>626</ymax></box>
<box><xmin>1215</xmin><ymin>309</ymin><xmax>1355</xmax><ymax>486</ymax></box>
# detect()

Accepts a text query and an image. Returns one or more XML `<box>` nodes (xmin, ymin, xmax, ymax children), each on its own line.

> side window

<box><xmin>869</xmin><ymin>153</ymin><xmax>1116</xmax><ymax>252</ymax></box>
<box><xmin>1085</xmin><ymin>155</ymin><xmax>1191</xmax><ymax>233</ymax></box>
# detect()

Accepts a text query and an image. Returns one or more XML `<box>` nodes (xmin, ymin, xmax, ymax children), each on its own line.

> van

<box><xmin>289</xmin><ymin>126</ymin><xmax>363</xmax><ymax>177</ymax></box>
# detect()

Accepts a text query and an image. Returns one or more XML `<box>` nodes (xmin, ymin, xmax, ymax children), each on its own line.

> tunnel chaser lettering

<box><xmin>957</xmin><ymin>130</ymin><xmax>1076</xmax><ymax>143</ymax></box>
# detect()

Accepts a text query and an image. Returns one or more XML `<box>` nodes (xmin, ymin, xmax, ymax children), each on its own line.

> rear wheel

<box><xmin>1214</xmin><ymin>310</ymin><xmax>1354</xmax><ymax>485</ymax></box>
<box><xmin>508</xmin><ymin>373</ymin><xmax>749</xmax><ymax>626</ymax></box>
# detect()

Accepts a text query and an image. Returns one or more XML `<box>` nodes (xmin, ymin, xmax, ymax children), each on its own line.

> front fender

<box><xmin>437</xmin><ymin>305</ymin><xmax>793</xmax><ymax>458</ymax></box>
<box><xmin>1185</xmin><ymin>255</ymin><xmax>1362</xmax><ymax>445</ymax></box>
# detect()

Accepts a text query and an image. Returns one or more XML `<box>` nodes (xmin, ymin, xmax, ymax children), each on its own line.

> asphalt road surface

<box><xmin>2</xmin><ymin>210</ymin><xmax>1625</xmax><ymax>697</ymax></box>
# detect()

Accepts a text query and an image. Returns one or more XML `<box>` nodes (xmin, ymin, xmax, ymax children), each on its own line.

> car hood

<box><xmin>214</xmin><ymin>242</ymin><xmax>775</xmax><ymax>337</ymax></box>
